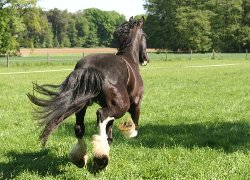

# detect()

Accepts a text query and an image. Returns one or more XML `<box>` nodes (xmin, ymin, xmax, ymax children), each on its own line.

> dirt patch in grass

<box><xmin>20</xmin><ymin>48</ymin><xmax>156</xmax><ymax>56</ymax></box>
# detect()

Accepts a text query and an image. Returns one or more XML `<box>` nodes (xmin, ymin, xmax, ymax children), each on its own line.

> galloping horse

<box><xmin>27</xmin><ymin>16</ymin><xmax>149</xmax><ymax>171</ymax></box>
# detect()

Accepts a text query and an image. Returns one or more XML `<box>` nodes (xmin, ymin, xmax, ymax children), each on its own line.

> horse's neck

<box><xmin>117</xmin><ymin>46</ymin><xmax>139</xmax><ymax>66</ymax></box>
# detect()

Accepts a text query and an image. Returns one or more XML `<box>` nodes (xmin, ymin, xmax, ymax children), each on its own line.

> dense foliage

<box><xmin>144</xmin><ymin>0</ymin><xmax>250</xmax><ymax>52</ymax></box>
<box><xmin>0</xmin><ymin>0</ymin><xmax>125</xmax><ymax>54</ymax></box>
<box><xmin>0</xmin><ymin>0</ymin><xmax>249</xmax><ymax>54</ymax></box>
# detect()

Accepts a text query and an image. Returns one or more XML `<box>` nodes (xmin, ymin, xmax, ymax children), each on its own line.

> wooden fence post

<box><xmin>246</xmin><ymin>49</ymin><xmax>248</xmax><ymax>60</ymax></box>
<box><xmin>7</xmin><ymin>54</ymin><xmax>9</xmax><ymax>68</ymax></box>
<box><xmin>47</xmin><ymin>53</ymin><xmax>49</xmax><ymax>63</ymax></box>
<box><xmin>212</xmin><ymin>49</ymin><xmax>215</xmax><ymax>60</ymax></box>
<box><xmin>83</xmin><ymin>52</ymin><xmax>85</xmax><ymax>57</ymax></box>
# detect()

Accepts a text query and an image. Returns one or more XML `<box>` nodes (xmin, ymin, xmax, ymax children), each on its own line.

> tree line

<box><xmin>0</xmin><ymin>0</ymin><xmax>126</xmax><ymax>54</ymax></box>
<box><xmin>144</xmin><ymin>0</ymin><xmax>250</xmax><ymax>52</ymax></box>
<box><xmin>0</xmin><ymin>0</ymin><xmax>249</xmax><ymax>54</ymax></box>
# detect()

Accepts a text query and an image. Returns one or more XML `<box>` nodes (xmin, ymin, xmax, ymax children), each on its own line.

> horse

<box><xmin>27</xmin><ymin>16</ymin><xmax>149</xmax><ymax>171</ymax></box>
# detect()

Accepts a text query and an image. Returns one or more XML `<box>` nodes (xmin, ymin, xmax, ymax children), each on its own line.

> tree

<box><xmin>67</xmin><ymin>18</ymin><xmax>78</xmax><ymax>47</ymax></box>
<box><xmin>21</xmin><ymin>8</ymin><xmax>50</xmax><ymax>48</ymax></box>
<box><xmin>84</xmin><ymin>8</ymin><xmax>125</xmax><ymax>47</ymax></box>
<box><xmin>43</xmin><ymin>23</ymin><xmax>53</xmax><ymax>48</ymax></box>
<box><xmin>75</xmin><ymin>10</ymin><xmax>90</xmax><ymax>47</ymax></box>
<box><xmin>144</xmin><ymin>0</ymin><xmax>250</xmax><ymax>52</ymax></box>
<box><xmin>0</xmin><ymin>0</ymin><xmax>36</xmax><ymax>54</ymax></box>
<box><xmin>207</xmin><ymin>0</ymin><xmax>244</xmax><ymax>51</ymax></box>
<box><xmin>144</xmin><ymin>0</ymin><xmax>180</xmax><ymax>50</ymax></box>
<box><xmin>175</xmin><ymin>7</ymin><xmax>212</xmax><ymax>51</ymax></box>
<box><xmin>0</xmin><ymin>9</ymin><xmax>13</xmax><ymax>54</ymax></box>
<box><xmin>241</xmin><ymin>0</ymin><xmax>250</xmax><ymax>50</ymax></box>
<box><xmin>46</xmin><ymin>9</ymin><xmax>71</xmax><ymax>47</ymax></box>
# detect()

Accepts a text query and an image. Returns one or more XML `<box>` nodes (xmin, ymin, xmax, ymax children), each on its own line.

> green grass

<box><xmin>0</xmin><ymin>55</ymin><xmax>250</xmax><ymax>179</ymax></box>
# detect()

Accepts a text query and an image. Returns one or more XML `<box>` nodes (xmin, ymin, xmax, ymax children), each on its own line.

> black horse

<box><xmin>27</xmin><ymin>16</ymin><xmax>149</xmax><ymax>171</ymax></box>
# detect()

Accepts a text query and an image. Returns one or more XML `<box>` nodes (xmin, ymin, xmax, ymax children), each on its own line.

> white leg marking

<box><xmin>98</xmin><ymin>117</ymin><xmax>114</xmax><ymax>138</ymax></box>
<box><xmin>142</xmin><ymin>60</ymin><xmax>148</xmax><ymax>66</ymax></box>
<box><xmin>92</xmin><ymin>117</ymin><xmax>114</xmax><ymax>158</ymax></box>
<box><xmin>69</xmin><ymin>138</ymin><xmax>88</xmax><ymax>167</ymax></box>
<box><xmin>119</xmin><ymin>119</ymin><xmax>138</xmax><ymax>138</ymax></box>
<box><xmin>129</xmin><ymin>129</ymin><xmax>138</xmax><ymax>138</ymax></box>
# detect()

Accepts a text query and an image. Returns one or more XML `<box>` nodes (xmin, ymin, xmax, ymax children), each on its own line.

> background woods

<box><xmin>0</xmin><ymin>0</ymin><xmax>126</xmax><ymax>54</ymax></box>
<box><xmin>144</xmin><ymin>0</ymin><xmax>250</xmax><ymax>52</ymax></box>
<box><xmin>0</xmin><ymin>0</ymin><xmax>249</xmax><ymax>54</ymax></box>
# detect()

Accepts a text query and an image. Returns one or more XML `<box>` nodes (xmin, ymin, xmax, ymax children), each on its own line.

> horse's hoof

<box><xmin>119</xmin><ymin>119</ymin><xmax>138</xmax><ymax>138</ymax></box>
<box><xmin>69</xmin><ymin>139</ymin><xmax>88</xmax><ymax>168</ymax></box>
<box><xmin>70</xmin><ymin>154</ymin><xmax>88</xmax><ymax>168</ymax></box>
<box><xmin>107</xmin><ymin>137</ymin><xmax>113</xmax><ymax>146</ymax></box>
<box><xmin>129</xmin><ymin>129</ymin><xmax>138</xmax><ymax>138</ymax></box>
<box><xmin>93</xmin><ymin>155</ymin><xmax>109</xmax><ymax>172</ymax></box>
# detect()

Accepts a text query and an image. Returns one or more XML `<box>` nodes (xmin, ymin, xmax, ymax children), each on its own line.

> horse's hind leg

<box><xmin>92</xmin><ymin>87</ymin><xmax>130</xmax><ymax>171</ymax></box>
<box><xmin>106</xmin><ymin>120</ymin><xmax>114</xmax><ymax>145</ymax></box>
<box><xmin>92</xmin><ymin>117</ymin><xmax>114</xmax><ymax>171</ymax></box>
<box><xmin>69</xmin><ymin>107</ymin><xmax>88</xmax><ymax>168</ymax></box>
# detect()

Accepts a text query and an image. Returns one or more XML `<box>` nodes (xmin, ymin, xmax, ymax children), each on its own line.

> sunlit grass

<box><xmin>0</xmin><ymin>57</ymin><xmax>250</xmax><ymax>179</ymax></box>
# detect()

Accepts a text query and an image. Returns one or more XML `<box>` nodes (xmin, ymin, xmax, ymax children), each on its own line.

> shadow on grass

<box><xmin>129</xmin><ymin>121</ymin><xmax>250</xmax><ymax>152</ymax></box>
<box><xmin>5</xmin><ymin>121</ymin><xmax>248</xmax><ymax>178</ymax></box>
<box><xmin>0</xmin><ymin>149</ymin><xmax>68</xmax><ymax>179</ymax></box>
<box><xmin>56</xmin><ymin>120</ymin><xmax>250</xmax><ymax>153</ymax></box>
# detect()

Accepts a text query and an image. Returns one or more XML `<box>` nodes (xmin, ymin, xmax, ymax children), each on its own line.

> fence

<box><xmin>0</xmin><ymin>54</ymin><xmax>84</xmax><ymax>67</ymax></box>
<box><xmin>150</xmin><ymin>51</ymin><xmax>248</xmax><ymax>62</ymax></box>
<box><xmin>0</xmin><ymin>50</ymin><xmax>248</xmax><ymax>68</ymax></box>
<box><xmin>161</xmin><ymin>49</ymin><xmax>249</xmax><ymax>61</ymax></box>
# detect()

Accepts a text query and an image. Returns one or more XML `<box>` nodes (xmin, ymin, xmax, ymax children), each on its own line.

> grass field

<box><xmin>0</xmin><ymin>53</ymin><xmax>250</xmax><ymax>179</ymax></box>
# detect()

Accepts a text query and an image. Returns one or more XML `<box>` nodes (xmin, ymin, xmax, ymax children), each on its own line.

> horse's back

<box><xmin>75</xmin><ymin>54</ymin><xmax>128</xmax><ymax>85</ymax></box>
<box><xmin>75</xmin><ymin>54</ymin><xmax>124</xmax><ymax>69</ymax></box>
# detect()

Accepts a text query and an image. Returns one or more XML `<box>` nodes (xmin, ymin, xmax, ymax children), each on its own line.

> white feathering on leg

<box><xmin>92</xmin><ymin>117</ymin><xmax>114</xmax><ymax>158</ymax></box>
<box><xmin>129</xmin><ymin>129</ymin><xmax>138</xmax><ymax>138</ymax></box>
<box><xmin>69</xmin><ymin>138</ymin><xmax>88</xmax><ymax>167</ymax></box>
<box><xmin>118</xmin><ymin>118</ymin><xmax>138</xmax><ymax>138</ymax></box>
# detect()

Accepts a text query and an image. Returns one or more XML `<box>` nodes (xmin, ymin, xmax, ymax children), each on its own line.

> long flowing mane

<box><xmin>114</xmin><ymin>18</ymin><xmax>137</xmax><ymax>51</ymax></box>
<box><xmin>114</xmin><ymin>18</ymin><xmax>147</xmax><ymax>55</ymax></box>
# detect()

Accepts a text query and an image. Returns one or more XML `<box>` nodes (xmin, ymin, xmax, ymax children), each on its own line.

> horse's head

<box><xmin>137</xmin><ymin>17</ymin><xmax>150</xmax><ymax>66</ymax></box>
<box><xmin>114</xmin><ymin>16</ymin><xmax>149</xmax><ymax>66</ymax></box>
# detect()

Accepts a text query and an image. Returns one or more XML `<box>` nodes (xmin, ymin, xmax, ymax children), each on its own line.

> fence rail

<box><xmin>0</xmin><ymin>54</ymin><xmax>83</xmax><ymax>67</ymax></box>
<box><xmin>0</xmin><ymin>51</ymin><xmax>248</xmax><ymax>68</ymax></box>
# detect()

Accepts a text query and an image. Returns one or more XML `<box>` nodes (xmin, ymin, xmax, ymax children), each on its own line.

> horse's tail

<box><xmin>27</xmin><ymin>68</ymin><xmax>102</xmax><ymax>146</ymax></box>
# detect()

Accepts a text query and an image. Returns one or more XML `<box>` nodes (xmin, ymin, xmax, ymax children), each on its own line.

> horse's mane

<box><xmin>114</xmin><ymin>18</ymin><xmax>137</xmax><ymax>51</ymax></box>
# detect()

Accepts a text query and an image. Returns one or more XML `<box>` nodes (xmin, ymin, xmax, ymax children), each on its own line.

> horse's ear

<box><xmin>141</xmin><ymin>16</ymin><xmax>145</xmax><ymax>24</ymax></box>
<box><xmin>138</xmin><ymin>16</ymin><xmax>145</xmax><ymax>27</ymax></box>
<box><xmin>129</xmin><ymin>16</ymin><xmax>134</xmax><ymax>22</ymax></box>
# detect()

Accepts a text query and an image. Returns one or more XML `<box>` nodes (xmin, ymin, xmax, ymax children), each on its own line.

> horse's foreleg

<box><xmin>128</xmin><ymin>100</ymin><xmax>142</xmax><ymax>138</ymax></box>
<box><xmin>69</xmin><ymin>107</ymin><xmax>88</xmax><ymax>168</ymax></box>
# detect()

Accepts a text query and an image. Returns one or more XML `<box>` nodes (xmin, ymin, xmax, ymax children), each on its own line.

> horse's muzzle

<box><xmin>142</xmin><ymin>60</ymin><xmax>148</xmax><ymax>66</ymax></box>
<box><xmin>142</xmin><ymin>56</ymin><xmax>149</xmax><ymax>66</ymax></box>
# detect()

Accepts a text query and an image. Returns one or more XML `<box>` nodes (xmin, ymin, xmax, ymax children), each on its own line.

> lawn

<box><xmin>0</xmin><ymin>54</ymin><xmax>250</xmax><ymax>179</ymax></box>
